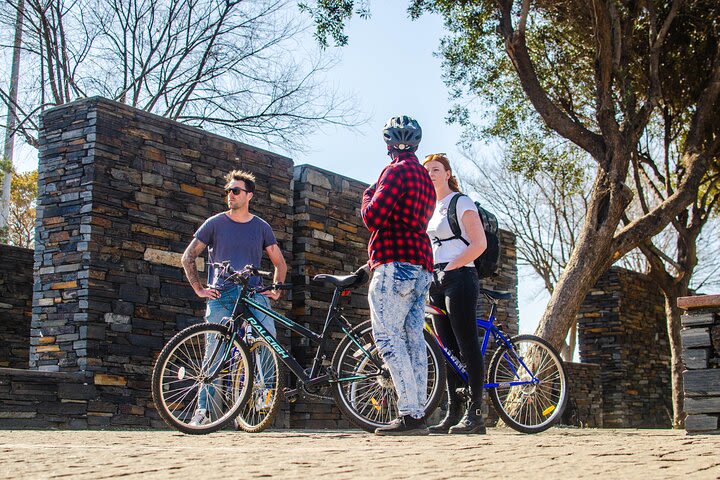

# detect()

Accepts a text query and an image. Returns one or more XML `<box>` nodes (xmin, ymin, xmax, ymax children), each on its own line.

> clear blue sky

<box><xmin>292</xmin><ymin>3</ymin><xmax>468</xmax><ymax>183</ymax></box>
<box><xmin>13</xmin><ymin>2</ymin><xmax>548</xmax><ymax>334</ymax></box>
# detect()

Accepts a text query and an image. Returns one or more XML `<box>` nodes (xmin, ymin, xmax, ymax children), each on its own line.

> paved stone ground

<box><xmin>0</xmin><ymin>428</ymin><xmax>718</xmax><ymax>479</ymax></box>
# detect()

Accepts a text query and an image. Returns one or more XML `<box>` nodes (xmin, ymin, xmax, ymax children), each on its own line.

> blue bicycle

<box><xmin>423</xmin><ymin>288</ymin><xmax>568</xmax><ymax>433</ymax></box>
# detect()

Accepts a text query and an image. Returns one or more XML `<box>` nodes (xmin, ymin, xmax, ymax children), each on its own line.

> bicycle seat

<box><xmin>479</xmin><ymin>288</ymin><xmax>512</xmax><ymax>300</ymax></box>
<box><xmin>313</xmin><ymin>274</ymin><xmax>359</xmax><ymax>287</ymax></box>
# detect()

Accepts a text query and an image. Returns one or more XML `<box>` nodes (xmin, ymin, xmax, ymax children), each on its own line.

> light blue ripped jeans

<box><xmin>198</xmin><ymin>286</ymin><xmax>276</xmax><ymax>412</ymax></box>
<box><xmin>369</xmin><ymin>262</ymin><xmax>432</xmax><ymax>419</ymax></box>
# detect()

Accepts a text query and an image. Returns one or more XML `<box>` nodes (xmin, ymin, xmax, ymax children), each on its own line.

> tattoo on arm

<box><xmin>182</xmin><ymin>238</ymin><xmax>206</xmax><ymax>292</ymax></box>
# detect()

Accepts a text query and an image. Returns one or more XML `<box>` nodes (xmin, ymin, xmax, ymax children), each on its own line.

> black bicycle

<box><xmin>151</xmin><ymin>263</ymin><xmax>446</xmax><ymax>434</ymax></box>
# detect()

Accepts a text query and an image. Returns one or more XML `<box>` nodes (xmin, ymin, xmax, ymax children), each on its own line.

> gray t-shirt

<box><xmin>194</xmin><ymin>213</ymin><xmax>277</xmax><ymax>286</ymax></box>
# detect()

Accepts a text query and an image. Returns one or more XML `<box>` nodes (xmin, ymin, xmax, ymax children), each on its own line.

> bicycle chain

<box><xmin>300</xmin><ymin>386</ymin><xmax>333</xmax><ymax>402</ymax></box>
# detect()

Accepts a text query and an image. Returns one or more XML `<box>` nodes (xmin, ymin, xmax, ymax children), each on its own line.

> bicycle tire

<box><xmin>152</xmin><ymin>323</ymin><xmax>253</xmax><ymax>434</ymax></box>
<box><xmin>234</xmin><ymin>338</ymin><xmax>285</xmax><ymax>433</ymax></box>
<box><xmin>487</xmin><ymin>334</ymin><xmax>567</xmax><ymax>434</ymax></box>
<box><xmin>331</xmin><ymin>320</ymin><xmax>447</xmax><ymax>432</ymax></box>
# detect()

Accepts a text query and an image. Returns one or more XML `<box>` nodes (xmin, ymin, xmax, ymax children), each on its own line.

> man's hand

<box><xmin>196</xmin><ymin>287</ymin><xmax>221</xmax><ymax>300</ymax></box>
<box><xmin>264</xmin><ymin>243</ymin><xmax>287</xmax><ymax>302</ymax></box>
<box><xmin>261</xmin><ymin>289</ymin><xmax>281</xmax><ymax>301</ymax></box>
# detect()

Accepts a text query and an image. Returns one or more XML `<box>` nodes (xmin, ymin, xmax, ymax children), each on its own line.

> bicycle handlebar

<box><xmin>207</xmin><ymin>262</ymin><xmax>287</xmax><ymax>290</ymax></box>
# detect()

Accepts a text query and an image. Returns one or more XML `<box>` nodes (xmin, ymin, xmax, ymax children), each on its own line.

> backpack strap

<box><xmin>433</xmin><ymin>193</ymin><xmax>470</xmax><ymax>247</ymax></box>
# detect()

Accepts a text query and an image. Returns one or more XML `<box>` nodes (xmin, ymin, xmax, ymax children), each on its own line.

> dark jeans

<box><xmin>429</xmin><ymin>266</ymin><xmax>484</xmax><ymax>405</ymax></box>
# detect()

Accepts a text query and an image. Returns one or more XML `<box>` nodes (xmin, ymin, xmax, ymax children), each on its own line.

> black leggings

<box><xmin>429</xmin><ymin>266</ymin><xmax>484</xmax><ymax>405</ymax></box>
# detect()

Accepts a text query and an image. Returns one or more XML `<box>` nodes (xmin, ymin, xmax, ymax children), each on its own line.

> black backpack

<box><xmin>438</xmin><ymin>194</ymin><xmax>501</xmax><ymax>278</ymax></box>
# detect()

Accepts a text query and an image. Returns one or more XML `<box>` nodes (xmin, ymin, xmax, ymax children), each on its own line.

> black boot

<box><xmin>449</xmin><ymin>401</ymin><xmax>486</xmax><ymax>434</ymax></box>
<box><xmin>374</xmin><ymin>415</ymin><xmax>429</xmax><ymax>436</ymax></box>
<box><xmin>429</xmin><ymin>401</ymin><xmax>463</xmax><ymax>434</ymax></box>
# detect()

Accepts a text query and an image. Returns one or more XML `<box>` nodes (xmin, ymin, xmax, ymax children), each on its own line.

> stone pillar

<box><xmin>31</xmin><ymin>103</ymin><xmax>97</xmax><ymax>371</ymax></box>
<box><xmin>577</xmin><ymin>267</ymin><xmax>672</xmax><ymax>428</ymax></box>
<box><xmin>32</xmin><ymin>97</ymin><xmax>294</xmax><ymax>426</ymax></box>
<box><xmin>290</xmin><ymin>165</ymin><xmax>518</xmax><ymax>427</ymax></box>
<box><xmin>479</xmin><ymin>229</ymin><xmax>519</xmax><ymax>336</ymax></box>
<box><xmin>290</xmin><ymin>165</ymin><xmax>371</xmax><ymax>428</ymax></box>
<box><xmin>678</xmin><ymin>294</ymin><xmax>720</xmax><ymax>434</ymax></box>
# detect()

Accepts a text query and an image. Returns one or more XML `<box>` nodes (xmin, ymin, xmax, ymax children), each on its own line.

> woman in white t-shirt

<box><xmin>422</xmin><ymin>153</ymin><xmax>487</xmax><ymax>435</ymax></box>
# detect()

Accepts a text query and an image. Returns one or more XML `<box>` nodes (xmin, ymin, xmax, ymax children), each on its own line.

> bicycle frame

<box><xmin>229</xmin><ymin>284</ymin><xmax>384</xmax><ymax>389</ymax></box>
<box><xmin>424</xmin><ymin>302</ymin><xmax>540</xmax><ymax>390</ymax></box>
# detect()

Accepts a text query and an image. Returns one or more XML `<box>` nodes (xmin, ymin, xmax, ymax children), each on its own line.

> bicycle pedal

<box><xmin>455</xmin><ymin>387</ymin><xmax>469</xmax><ymax>400</ymax></box>
<box><xmin>283</xmin><ymin>387</ymin><xmax>299</xmax><ymax>403</ymax></box>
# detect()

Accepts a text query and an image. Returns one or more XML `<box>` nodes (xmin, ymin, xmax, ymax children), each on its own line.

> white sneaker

<box><xmin>189</xmin><ymin>409</ymin><xmax>209</xmax><ymax>426</ymax></box>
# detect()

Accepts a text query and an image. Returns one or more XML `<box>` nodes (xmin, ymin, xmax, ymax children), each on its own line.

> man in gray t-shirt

<box><xmin>195</xmin><ymin>211</ymin><xmax>277</xmax><ymax>288</ymax></box>
<box><xmin>181</xmin><ymin>169</ymin><xmax>287</xmax><ymax>426</ymax></box>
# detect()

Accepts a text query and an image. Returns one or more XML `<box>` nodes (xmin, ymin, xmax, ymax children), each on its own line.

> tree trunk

<box><xmin>534</xmin><ymin>163</ymin><xmax>629</xmax><ymax>349</ymax></box>
<box><xmin>663</xmin><ymin>292</ymin><xmax>686</xmax><ymax>429</ymax></box>
<box><xmin>1</xmin><ymin>0</ymin><xmax>25</xmax><ymax>231</ymax></box>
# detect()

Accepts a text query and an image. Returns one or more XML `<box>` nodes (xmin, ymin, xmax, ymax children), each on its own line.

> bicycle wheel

<box><xmin>331</xmin><ymin>320</ymin><xmax>447</xmax><ymax>432</ymax></box>
<box><xmin>487</xmin><ymin>334</ymin><xmax>567</xmax><ymax>434</ymax></box>
<box><xmin>234</xmin><ymin>338</ymin><xmax>285</xmax><ymax>433</ymax></box>
<box><xmin>152</xmin><ymin>323</ymin><xmax>253</xmax><ymax>434</ymax></box>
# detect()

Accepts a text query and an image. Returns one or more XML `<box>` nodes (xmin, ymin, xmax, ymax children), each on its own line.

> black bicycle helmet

<box><xmin>383</xmin><ymin>115</ymin><xmax>422</xmax><ymax>151</ymax></box>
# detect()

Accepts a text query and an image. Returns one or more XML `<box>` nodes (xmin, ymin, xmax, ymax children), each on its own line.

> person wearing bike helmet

<box><xmin>181</xmin><ymin>169</ymin><xmax>287</xmax><ymax>426</ymax></box>
<box><xmin>423</xmin><ymin>153</ymin><xmax>487</xmax><ymax>434</ymax></box>
<box><xmin>362</xmin><ymin>115</ymin><xmax>437</xmax><ymax>435</ymax></box>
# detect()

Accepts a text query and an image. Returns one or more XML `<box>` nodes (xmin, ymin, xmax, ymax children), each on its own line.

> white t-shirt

<box><xmin>427</xmin><ymin>192</ymin><xmax>476</xmax><ymax>266</ymax></box>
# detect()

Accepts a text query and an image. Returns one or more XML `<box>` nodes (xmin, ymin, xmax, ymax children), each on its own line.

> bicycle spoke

<box><xmin>488</xmin><ymin>336</ymin><xmax>566</xmax><ymax>433</ymax></box>
<box><xmin>153</xmin><ymin>325</ymin><xmax>253</xmax><ymax>433</ymax></box>
<box><xmin>235</xmin><ymin>340</ymin><xmax>282</xmax><ymax>433</ymax></box>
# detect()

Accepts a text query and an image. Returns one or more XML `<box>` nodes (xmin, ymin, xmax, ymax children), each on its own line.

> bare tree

<box><xmin>0</xmin><ymin>0</ymin><xmax>359</xmax><ymax>154</ymax></box>
<box><xmin>0</xmin><ymin>0</ymin><xmax>24</xmax><ymax>234</ymax></box>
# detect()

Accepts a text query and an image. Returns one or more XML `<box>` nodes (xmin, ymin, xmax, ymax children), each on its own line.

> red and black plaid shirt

<box><xmin>362</xmin><ymin>150</ymin><xmax>436</xmax><ymax>271</ymax></box>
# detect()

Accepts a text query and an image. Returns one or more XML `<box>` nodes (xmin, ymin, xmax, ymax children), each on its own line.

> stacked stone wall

<box><xmin>578</xmin><ymin>267</ymin><xmax>671</xmax><ymax>428</ymax></box>
<box><xmin>0</xmin><ymin>245</ymin><xmax>33</xmax><ymax>369</ymax></box>
<box><xmin>678</xmin><ymin>295</ymin><xmax>720</xmax><ymax>434</ymax></box>
<box><xmin>562</xmin><ymin>362</ymin><xmax>603</xmax><ymax>428</ymax></box>
<box><xmin>0</xmin><ymin>369</ymin><xmax>93</xmax><ymax>428</ymax></box>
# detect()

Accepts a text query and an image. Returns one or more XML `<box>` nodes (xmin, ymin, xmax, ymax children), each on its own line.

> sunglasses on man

<box><xmin>225</xmin><ymin>187</ymin><xmax>249</xmax><ymax>195</ymax></box>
